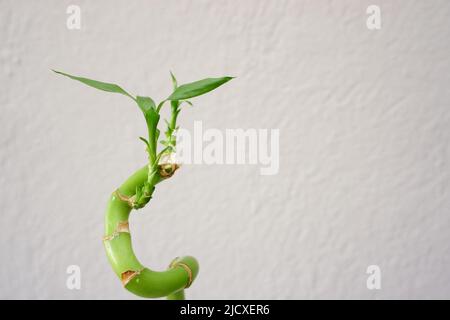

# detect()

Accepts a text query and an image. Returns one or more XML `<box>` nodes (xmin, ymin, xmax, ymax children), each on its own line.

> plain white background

<box><xmin>1</xmin><ymin>0</ymin><xmax>449</xmax><ymax>299</ymax></box>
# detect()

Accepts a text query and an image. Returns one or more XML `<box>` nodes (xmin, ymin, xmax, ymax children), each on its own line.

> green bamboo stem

<box><xmin>54</xmin><ymin>69</ymin><xmax>232</xmax><ymax>299</ymax></box>
<box><xmin>103</xmin><ymin>165</ymin><xmax>199</xmax><ymax>299</ymax></box>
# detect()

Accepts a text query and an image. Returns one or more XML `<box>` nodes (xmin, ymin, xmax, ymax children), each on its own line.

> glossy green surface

<box><xmin>104</xmin><ymin>166</ymin><xmax>199</xmax><ymax>299</ymax></box>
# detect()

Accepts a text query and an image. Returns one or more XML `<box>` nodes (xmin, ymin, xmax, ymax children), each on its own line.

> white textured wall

<box><xmin>1</xmin><ymin>0</ymin><xmax>450</xmax><ymax>299</ymax></box>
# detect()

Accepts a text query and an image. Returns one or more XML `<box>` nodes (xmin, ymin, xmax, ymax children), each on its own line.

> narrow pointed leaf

<box><xmin>143</xmin><ymin>106</ymin><xmax>160</xmax><ymax>163</ymax></box>
<box><xmin>139</xmin><ymin>136</ymin><xmax>150</xmax><ymax>147</ymax></box>
<box><xmin>52</xmin><ymin>70</ymin><xmax>134</xmax><ymax>99</ymax></box>
<box><xmin>181</xmin><ymin>100</ymin><xmax>193</xmax><ymax>107</ymax></box>
<box><xmin>156</xmin><ymin>100</ymin><xmax>167</xmax><ymax>113</ymax></box>
<box><xmin>168</xmin><ymin>77</ymin><xmax>233</xmax><ymax>101</ymax></box>
<box><xmin>170</xmin><ymin>71</ymin><xmax>178</xmax><ymax>89</ymax></box>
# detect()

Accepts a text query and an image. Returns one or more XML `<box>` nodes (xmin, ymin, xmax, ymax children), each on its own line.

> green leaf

<box><xmin>143</xmin><ymin>106</ymin><xmax>160</xmax><ymax>163</ymax></box>
<box><xmin>136</xmin><ymin>96</ymin><xmax>160</xmax><ymax>162</ymax></box>
<box><xmin>136</xmin><ymin>96</ymin><xmax>160</xmax><ymax>163</ymax></box>
<box><xmin>168</xmin><ymin>76</ymin><xmax>233</xmax><ymax>101</ymax></box>
<box><xmin>181</xmin><ymin>100</ymin><xmax>193</xmax><ymax>107</ymax></box>
<box><xmin>156</xmin><ymin>100</ymin><xmax>167</xmax><ymax>113</ymax></box>
<box><xmin>139</xmin><ymin>136</ymin><xmax>150</xmax><ymax>147</ymax></box>
<box><xmin>136</xmin><ymin>96</ymin><xmax>156</xmax><ymax>114</ymax></box>
<box><xmin>52</xmin><ymin>70</ymin><xmax>134</xmax><ymax>99</ymax></box>
<box><xmin>170</xmin><ymin>71</ymin><xmax>178</xmax><ymax>89</ymax></box>
<box><xmin>169</xmin><ymin>72</ymin><xmax>180</xmax><ymax>112</ymax></box>
<box><xmin>143</xmin><ymin>106</ymin><xmax>159</xmax><ymax>133</ymax></box>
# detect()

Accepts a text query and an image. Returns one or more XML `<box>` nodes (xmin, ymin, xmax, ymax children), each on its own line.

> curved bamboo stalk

<box><xmin>103</xmin><ymin>165</ymin><xmax>199</xmax><ymax>299</ymax></box>
<box><xmin>54</xmin><ymin>69</ymin><xmax>232</xmax><ymax>299</ymax></box>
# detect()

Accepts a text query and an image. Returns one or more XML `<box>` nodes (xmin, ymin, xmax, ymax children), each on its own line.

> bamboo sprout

<box><xmin>54</xmin><ymin>70</ymin><xmax>233</xmax><ymax>299</ymax></box>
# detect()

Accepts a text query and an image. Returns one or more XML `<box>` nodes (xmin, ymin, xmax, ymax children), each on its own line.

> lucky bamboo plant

<box><xmin>54</xmin><ymin>70</ymin><xmax>233</xmax><ymax>299</ymax></box>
